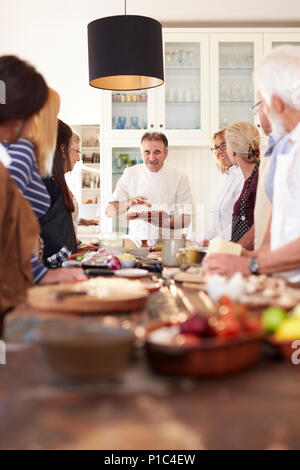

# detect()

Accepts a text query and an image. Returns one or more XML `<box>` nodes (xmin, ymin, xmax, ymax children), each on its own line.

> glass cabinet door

<box><xmin>210</xmin><ymin>34</ymin><xmax>263</xmax><ymax>133</ymax></box>
<box><xmin>158</xmin><ymin>32</ymin><xmax>210</xmax><ymax>143</ymax></box>
<box><xmin>111</xmin><ymin>91</ymin><xmax>148</xmax><ymax>131</ymax></box>
<box><xmin>100</xmin><ymin>88</ymin><xmax>156</xmax><ymax>138</ymax></box>
<box><xmin>164</xmin><ymin>42</ymin><xmax>201</xmax><ymax>130</ymax></box>
<box><xmin>218</xmin><ymin>42</ymin><xmax>255</xmax><ymax>128</ymax></box>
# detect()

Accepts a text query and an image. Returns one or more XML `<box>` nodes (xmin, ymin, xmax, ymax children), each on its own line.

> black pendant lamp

<box><xmin>87</xmin><ymin>4</ymin><xmax>164</xmax><ymax>91</ymax></box>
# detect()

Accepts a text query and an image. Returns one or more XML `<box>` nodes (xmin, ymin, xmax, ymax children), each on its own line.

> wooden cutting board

<box><xmin>27</xmin><ymin>283</ymin><xmax>149</xmax><ymax>314</ymax></box>
<box><xmin>173</xmin><ymin>272</ymin><xmax>206</xmax><ymax>284</ymax></box>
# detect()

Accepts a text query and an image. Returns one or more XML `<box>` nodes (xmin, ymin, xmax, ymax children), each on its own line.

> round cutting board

<box><xmin>27</xmin><ymin>282</ymin><xmax>149</xmax><ymax>314</ymax></box>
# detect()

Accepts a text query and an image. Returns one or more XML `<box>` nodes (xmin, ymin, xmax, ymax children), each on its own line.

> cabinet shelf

<box><xmin>219</xmin><ymin>67</ymin><xmax>253</xmax><ymax>71</ymax></box>
<box><xmin>166</xmin><ymin>67</ymin><xmax>200</xmax><ymax>71</ymax></box>
<box><xmin>112</xmin><ymin>101</ymin><xmax>147</xmax><ymax>106</ymax></box>
<box><xmin>166</xmin><ymin>101</ymin><xmax>200</xmax><ymax>104</ymax></box>
<box><xmin>219</xmin><ymin>100</ymin><xmax>253</xmax><ymax>103</ymax></box>
<box><xmin>82</xmin><ymin>188</ymin><xmax>100</xmax><ymax>191</ymax></box>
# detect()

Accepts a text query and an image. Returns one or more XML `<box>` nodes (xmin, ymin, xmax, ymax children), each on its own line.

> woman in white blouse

<box><xmin>204</xmin><ymin>128</ymin><xmax>244</xmax><ymax>244</ymax></box>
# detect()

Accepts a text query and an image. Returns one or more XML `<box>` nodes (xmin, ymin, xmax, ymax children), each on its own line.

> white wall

<box><xmin>1</xmin><ymin>0</ymin><xmax>300</xmax><ymax>124</ymax></box>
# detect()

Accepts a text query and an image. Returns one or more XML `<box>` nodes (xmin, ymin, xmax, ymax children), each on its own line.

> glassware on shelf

<box><xmin>165</xmin><ymin>50</ymin><xmax>172</xmax><ymax>67</ymax></box>
<box><xmin>177</xmin><ymin>89</ymin><xmax>184</xmax><ymax>102</ymax></box>
<box><xmin>171</xmin><ymin>49</ymin><xmax>178</xmax><ymax>67</ymax></box>
<box><xmin>185</xmin><ymin>88</ymin><xmax>192</xmax><ymax>102</ymax></box>
<box><xmin>186</xmin><ymin>50</ymin><xmax>195</xmax><ymax>67</ymax></box>
<box><xmin>130</xmin><ymin>116</ymin><xmax>139</xmax><ymax>129</ymax></box>
<box><xmin>117</xmin><ymin>116</ymin><xmax>126</xmax><ymax>129</ymax></box>
<box><xmin>178</xmin><ymin>49</ymin><xmax>185</xmax><ymax>66</ymax></box>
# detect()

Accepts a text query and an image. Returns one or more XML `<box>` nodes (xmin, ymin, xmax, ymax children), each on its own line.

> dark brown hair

<box><xmin>52</xmin><ymin>120</ymin><xmax>74</xmax><ymax>213</ymax></box>
<box><xmin>141</xmin><ymin>132</ymin><xmax>168</xmax><ymax>150</ymax></box>
<box><xmin>0</xmin><ymin>55</ymin><xmax>48</xmax><ymax>123</ymax></box>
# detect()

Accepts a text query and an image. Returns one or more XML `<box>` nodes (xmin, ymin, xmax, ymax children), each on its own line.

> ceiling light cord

<box><xmin>125</xmin><ymin>0</ymin><xmax>127</xmax><ymax>15</ymax></box>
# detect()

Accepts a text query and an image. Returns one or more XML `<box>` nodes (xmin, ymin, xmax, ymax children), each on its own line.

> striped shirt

<box><xmin>4</xmin><ymin>139</ymin><xmax>50</xmax><ymax>283</ymax></box>
<box><xmin>4</xmin><ymin>139</ymin><xmax>51</xmax><ymax>218</ymax></box>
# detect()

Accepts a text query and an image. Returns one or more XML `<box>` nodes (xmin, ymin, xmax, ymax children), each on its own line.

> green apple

<box><xmin>275</xmin><ymin>317</ymin><xmax>300</xmax><ymax>341</ymax></box>
<box><xmin>262</xmin><ymin>307</ymin><xmax>286</xmax><ymax>333</ymax></box>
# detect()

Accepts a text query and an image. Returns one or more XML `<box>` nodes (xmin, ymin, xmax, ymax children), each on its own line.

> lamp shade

<box><xmin>88</xmin><ymin>15</ymin><xmax>164</xmax><ymax>91</ymax></box>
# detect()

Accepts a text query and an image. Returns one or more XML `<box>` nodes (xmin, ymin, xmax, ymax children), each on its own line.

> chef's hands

<box><xmin>202</xmin><ymin>253</ymin><xmax>251</xmax><ymax>276</ymax></box>
<box><xmin>128</xmin><ymin>196</ymin><xmax>151</xmax><ymax>208</ymax></box>
<box><xmin>39</xmin><ymin>268</ymin><xmax>88</xmax><ymax>285</ymax></box>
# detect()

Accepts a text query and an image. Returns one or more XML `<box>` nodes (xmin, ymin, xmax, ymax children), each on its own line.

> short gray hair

<box><xmin>72</xmin><ymin>131</ymin><xmax>81</xmax><ymax>144</ymax></box>
<box><xmin>255</xmin><ymin>45</ymin><xmax>300</xmax><ymax>110</ymax></box>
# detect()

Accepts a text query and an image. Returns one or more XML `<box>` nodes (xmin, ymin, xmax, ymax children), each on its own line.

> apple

<box><xmin>179</xmin><ymin>314</ymin><xmax>215</xmax><ymax>338</ymax></box>
<box><xmin>262</xmin><ymin>307</ymin><xmax>286</xmax><ymax>333</ymax></box>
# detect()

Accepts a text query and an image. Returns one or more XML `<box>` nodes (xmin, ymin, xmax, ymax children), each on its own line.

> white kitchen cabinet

<box><xmin>210</xmin><ymin>32</ymin><xmax>264</xmax><ymax>133</ymax></box>
<box><xmin>100</xmin><ymin>31</ymin><xmax>210</xmax><ymax>146</ymax></box>
<box><xmin>66</xmin><ymin>124</ymin><xmax>101</xmax><ymax>241</ymax></box>
<box><xmin>99</xmin><ymin>28</ymin><xmax>300</xmax><ymax>235</ymax></box>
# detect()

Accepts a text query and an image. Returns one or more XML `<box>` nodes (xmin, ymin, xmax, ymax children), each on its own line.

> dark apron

<box><xmin>40</xmin><ymin>179</ymin><xmax>76</xmax><ymax>265</ymax></box>
<box><xmin>231</xmin><ymin>162</ymin><xmax>259</xmax><ymax>243</ymax></box>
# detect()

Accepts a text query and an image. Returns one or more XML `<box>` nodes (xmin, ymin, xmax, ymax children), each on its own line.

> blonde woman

<box><xmin>5</xmin><ymin>88</ymin><xmax>86</xmax><ymax>285</ymax></box>
<box><xmin>204</xmin><ymin>128</ymin><xmax>244</xmax><ymax>244</ymax></box>
<box><xmin>225</xmin><ymin>121</ymin><xmax>260</xmax><ymax>249</ymax></box>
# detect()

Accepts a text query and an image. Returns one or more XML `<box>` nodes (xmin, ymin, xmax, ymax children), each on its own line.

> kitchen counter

<box><xmin>1</xmin><ymin>289</ymin><xmax>300</xmax><ymax>450</ymax></box>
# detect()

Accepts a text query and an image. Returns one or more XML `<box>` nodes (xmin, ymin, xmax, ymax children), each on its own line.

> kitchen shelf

<box><xmin>219</xmin><ymin>67</ymin><xmax>253</xmax><ymax>71</ymax></box>
<box><xmin>82</xmin><ymin>188</ymin><xmax>100</xmax><ymax>191</ymax></box>
<box><xmin>219</xmin><ymin>100</ymin><xmax>253</xmax><ymax>103</ymax></box>
<box><xmin>82</xmin><ymin>147</ymin><xmax>99</xmax><ymax>151</ymax></box>
<box><xmin>166</xmin><ymin>101</ymin><xmax>200</xmax><ymax>104</ymax></box>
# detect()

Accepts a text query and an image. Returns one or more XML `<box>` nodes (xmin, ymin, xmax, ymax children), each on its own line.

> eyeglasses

<box><xmin>249</xmin><ymin>100</ymin><xmax>262</xmax><ymax>113</ymax></box>
<box><xmin>210</xmin><ymin>142</ymin><xmax>226</xmax><ymax>152</ymax></box>
<box><xmin>71</xmin><ymin>148</ymin><xmax>81</xmax><ymax>156</ymax></box>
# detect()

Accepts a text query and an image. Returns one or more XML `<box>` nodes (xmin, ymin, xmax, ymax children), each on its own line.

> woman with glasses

<box><xmin>203</xmin><ymin>128</ymin><xmax>244</xmax><ymax>245</ymax></box>
<box><xmin>40</xmin><ymin>120</ymin><xmax>82</xmax><ymax>267</ymax></box>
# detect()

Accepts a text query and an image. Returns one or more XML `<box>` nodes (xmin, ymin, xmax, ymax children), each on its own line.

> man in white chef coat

<box><xmin>105</xmin><ymin>132</ymin><xmax>193</xmax><ymax>247</ymax></box>
<box><xmin>203</xmin><ymin>45</ymin><xmax>300</xmax><ymax>282</ymax></box>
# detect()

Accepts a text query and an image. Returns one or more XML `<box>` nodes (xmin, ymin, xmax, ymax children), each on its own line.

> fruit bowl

<box><xmin>145</xmin><ymin>321</ymin><xmax>263</xmax><ymax>378</ymax></box>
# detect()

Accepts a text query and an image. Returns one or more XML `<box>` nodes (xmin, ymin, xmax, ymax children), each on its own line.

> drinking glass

<box><xmin>117</xmin><ymin>116</ymin><xmax>126</xmax><ymax>129</ymax></box>
<box><xmin>99</xmin><ymin>233</ymin><xmax>124</xmax><ymax>255</ymax></box>
<box><xmin>130</xmin><ymin>116</ymin><xmax>139</xmax><ymax>129</ymax></box>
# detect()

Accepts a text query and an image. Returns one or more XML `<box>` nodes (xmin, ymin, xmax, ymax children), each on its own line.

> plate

<box><xmin>114</xmin><ymin>269</ymin><xmax>150</xmax><ymax>278</ymax></box>
<box><xmin>62</xmin><ymin>260</ymin><xmax>82</xmax><ymax>268</ymax></box>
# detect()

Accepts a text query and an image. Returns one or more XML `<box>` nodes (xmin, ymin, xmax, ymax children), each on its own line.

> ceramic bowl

<box><xmin>34</xmin><ymin>320</ymin><xmax>135</xmax><ymax>382</ymax></box>
<box><xmin>120</xmin><ymin>258</ymin><xmax>136</xmax><ymax>269</ymax></box>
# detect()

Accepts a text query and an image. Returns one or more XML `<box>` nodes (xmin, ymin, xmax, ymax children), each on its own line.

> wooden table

<box><xmin>1</xmin><ymin>288</ymin><xmax>300</xmax><ymax>450</ymax></box>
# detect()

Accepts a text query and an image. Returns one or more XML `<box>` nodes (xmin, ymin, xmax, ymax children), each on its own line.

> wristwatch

<box><xmin>248</xmin><ymin>256</ymin><xmax>260</xmax><ymax>275</ymax></box>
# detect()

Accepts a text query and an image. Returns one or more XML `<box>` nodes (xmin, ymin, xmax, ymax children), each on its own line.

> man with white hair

<box><xmin>203</xmin><ymin>45</ymin><xmax>300</xmax><ymax>282</ymax></box>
